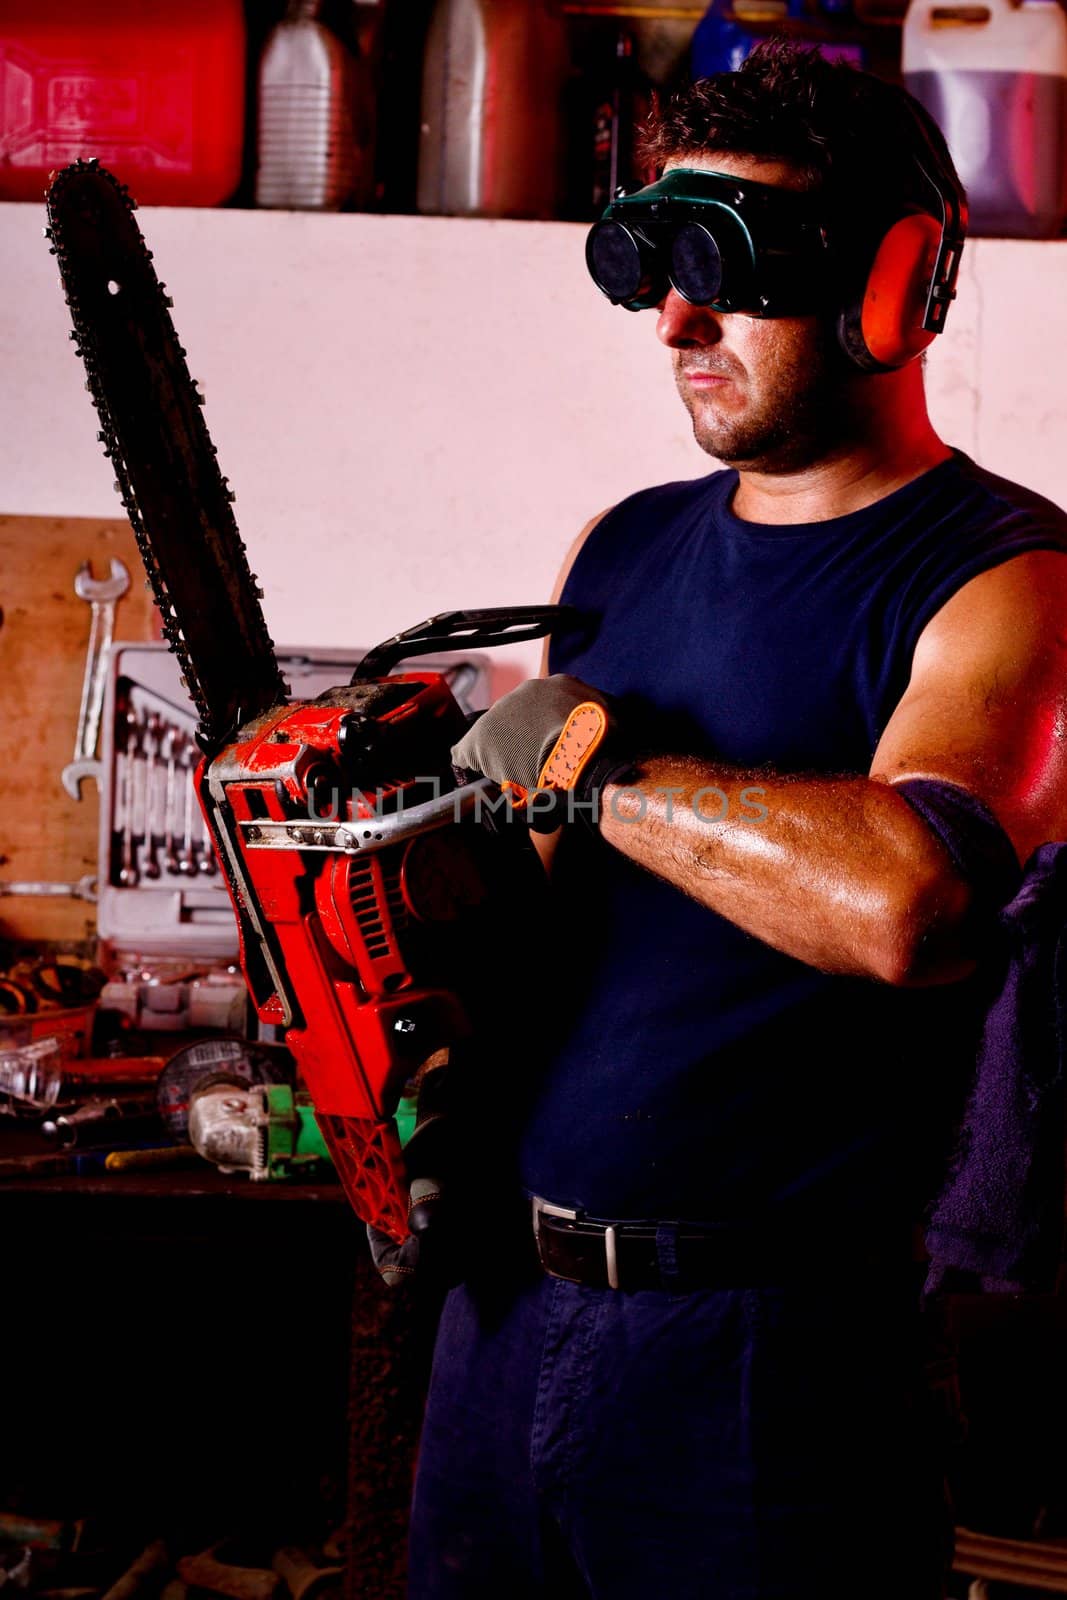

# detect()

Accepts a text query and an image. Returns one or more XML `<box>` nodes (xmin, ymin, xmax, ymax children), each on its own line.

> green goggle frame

<box><xmin>585</xmin><ymin>167</ymin><xmax>833</xmax><ymax>316</ymax></box>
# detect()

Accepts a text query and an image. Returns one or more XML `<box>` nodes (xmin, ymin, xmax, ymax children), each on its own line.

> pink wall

<box><xmin>3</xmin><ymin>202</ymin><xmax>1066</xmax><ymax>688</ymax></box>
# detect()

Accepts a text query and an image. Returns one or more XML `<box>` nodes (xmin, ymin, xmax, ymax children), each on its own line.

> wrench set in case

<box><xmin>96</xmin><ymin>642</ymin><xmax>492</xmax><ymax>965</ymax></box>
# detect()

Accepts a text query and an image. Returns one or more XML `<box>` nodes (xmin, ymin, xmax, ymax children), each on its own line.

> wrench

<box><xmin>142</xmin><ymin>713</ymin><xmax>162</xmax><ymax>880</ymax></box>
<box><xmin>119</xmin><ymin>709</ymin><xmax>140</xmax><ymax>887</ymax></box>
<box><xmin>178</xmin><ymin>741</ymin><xmax>198</xmax><ymax>875</ymax></box>
<box><xmin>162</xmin><ymin>727</ymin><xmax>180</xmax><ymax>875</ymax></box>
<box><xmin>0</xmin><ymin>876</ymin><xmax>98</xmax><ymax>903</ymax></box>
<box><xmin>62</xmin><ymin>556</ymin><xmax>130</xmax><ymax>801</ymax></box>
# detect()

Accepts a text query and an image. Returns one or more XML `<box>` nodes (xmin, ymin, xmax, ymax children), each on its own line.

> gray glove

<box><xmin>365</xmin><ymin>1204</ymin><xmax>431</xmax><ymax>1289</ymax></box>
<box><xmin>365</xmin><ymin>1053</ymin><xmax>466</xmax><ymax>1290</ymax></box>
<box><xmin>450</xmin><ymin>674</ymin><xmax>635</xmax><ymax>829</ymax></box>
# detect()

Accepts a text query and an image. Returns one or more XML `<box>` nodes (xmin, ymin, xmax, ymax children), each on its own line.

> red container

<box><xmin>0</xmin><ymin>0</ymin><xmax>247</xmax><ymax>205</ymax></box>
<box><xmin>0</xmin><ymin>1003</ymin><xmax>96</xmax><ymax>1063</ymax></box>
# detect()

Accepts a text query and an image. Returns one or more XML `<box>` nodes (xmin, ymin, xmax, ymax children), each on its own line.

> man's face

<box><xmin>657</xmin><ymin>152</ymin><xmax>854</xmax><ymax>474</ymax></box>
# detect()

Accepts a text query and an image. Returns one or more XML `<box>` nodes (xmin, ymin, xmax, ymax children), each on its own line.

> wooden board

<box><xmin>0</xmin><ymin>514</ymin><xmax>158</xmax><ymax>947</ymax></box>
<box><xmin>954</xmin><ymin>1526</ymin><xmax>1067</xmax><ymax>1592</ymax></box>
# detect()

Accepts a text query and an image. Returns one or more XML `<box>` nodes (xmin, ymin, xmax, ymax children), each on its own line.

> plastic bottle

<box><xmin>417</xmin><ymin>0</ymin><xmax>571</xmax><ymax>219</ymax></box>
<box><xmin>0</xmin><ymin>0</ymin><xmax>246</xmax><ymax>206</ymax></box>
<box><xmin>256</xmin><ymin>0</ymin><xmax>373</xmax><ymax>210</ymax></box>
<box><xmin>903</xmin><ymin>0</ymin><xmax>1067</xmax><ymax>238</ymax></box>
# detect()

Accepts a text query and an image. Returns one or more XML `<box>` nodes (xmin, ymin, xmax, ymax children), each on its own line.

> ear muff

<box><xmin>837</xmin><ymin>211</ymin><xmax>945</xmax><ymax>372</ymax></box>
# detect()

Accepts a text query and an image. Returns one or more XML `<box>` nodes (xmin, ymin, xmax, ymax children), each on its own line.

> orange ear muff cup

<box><xmin>858</xmin><ymin>212</ymin><xmax>944</xmax><ymax>370</ymax></box>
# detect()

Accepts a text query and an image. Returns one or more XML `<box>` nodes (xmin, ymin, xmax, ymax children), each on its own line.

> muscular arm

<box><xmin>599</xmin><ymin>759</ymin><xmax>975</xmax><ymax>987</ymax></box>
<box><xmin>597</xmin><ymin>549</ymin><xmax>1067</xmax><ymax>988</ymax></box>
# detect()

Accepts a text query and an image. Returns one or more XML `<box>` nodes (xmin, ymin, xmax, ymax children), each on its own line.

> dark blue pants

<box><xmin>408</xmin><ymin>1259</ymin><xmax>957</xmax><ymax>1599</ymax></box>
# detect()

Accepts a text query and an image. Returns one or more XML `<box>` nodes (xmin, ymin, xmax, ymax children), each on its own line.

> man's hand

<box><xmin>450</xmin><ymin>674</ymin><xmax>636</xmax><ymax>829</ymax></box>
<box><xmin>366</xmin><ymin>1221</ymin><xmax>421</xmax><ymax>1288</ymax></box>
<box><xmin>366</xmin><ymin>1052</ymin><xmax>463</xmax><ymax>1290</ymax></box>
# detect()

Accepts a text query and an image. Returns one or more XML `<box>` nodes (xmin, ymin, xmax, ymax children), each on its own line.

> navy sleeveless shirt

<box><xmin>518</xmin><ymin>449</ymin><xmax>1067</xmax><ymax>1234</ymax></box>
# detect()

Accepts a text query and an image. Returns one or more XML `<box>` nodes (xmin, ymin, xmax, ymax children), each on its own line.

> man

<box><xmin>400</xmin><ymin>42</ymin><xmax>1067</xmax><ymax>1600</ymax></box>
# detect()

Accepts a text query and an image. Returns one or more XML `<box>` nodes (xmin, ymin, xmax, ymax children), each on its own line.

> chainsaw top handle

<box><xmin>351</xmin><ymin>605</ymin><xmax>588</xmax><ymax>681</ymax></box>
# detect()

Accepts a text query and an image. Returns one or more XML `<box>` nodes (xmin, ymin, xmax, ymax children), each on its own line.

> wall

<box><xmin>5</xmin><ymin>200</ymin><xmax>1067</xmax><ymax>691</ymax></box>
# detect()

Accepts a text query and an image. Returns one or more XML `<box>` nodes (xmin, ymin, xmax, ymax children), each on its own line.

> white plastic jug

<box><xmin>903</xmin><ymin>0</ymin><xmax>1067</xmax><ymax>237</ymax></box>
<box><xmin>256</xmin><ymin>0</ymin><xmax>373</xmax><ymax>210</ymax></box>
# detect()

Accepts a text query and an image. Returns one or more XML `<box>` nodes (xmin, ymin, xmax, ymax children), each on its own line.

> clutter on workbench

<box><xmin>0</xmin><ymin>1037</ymin><xmax>64</xmax><ymax>1111</ymax></box>
<box><xmin>155</xmin><ymin>1036</ymin><xmax>288</xmax><ymax>1137</ymax></box>
<box><xmin>0</xmin><ymin>957</ymin><xmax>105</xmax><ymax>1079</ymax></box>
<box><xmin>0</xmin><ymin>1038</ymin><xmax>159</xmax><ymax>1115</ymax></box>
<box><xmin>187</xmin><ymin>1080</ymin><xmax>333</xmax><ymax>1181</ymax></box>
<box><xmin>152</xmin><ymin>1037</ymin><xmax>333</xmax><ymax>1181</ymax></box>
<box><xmin>41</xmin><ymin>1091</ymin><xmax>162</xmax><ymax>1147</ymax></box>
<box><xmin>0</xmin><ymin>955</ymin><xmax>104</xmax><ymax>1014</ymax></box>
<box><xmin>0</xmin><ymin>1001</ymin><xmax>96</xmax><ymax>1075</ymax></box>
<box><xmin>98</xmin><ymin>968</ymin><xmax>250</xmax><ymax>1036</ymax></box>
<box><xmin>0</xmin><ymin>940</ymin><xmax>318</xmax><ymax>1181</ymax></box>
<box><xmin>0</xmin><ymin>952</ymin><xmax>166</xmax><ymax>1109</ymax></box>
<box><xmin>0</xmin><ymin>1037</ymin><xmax>328</xmax><ymax>1184</ymax></box>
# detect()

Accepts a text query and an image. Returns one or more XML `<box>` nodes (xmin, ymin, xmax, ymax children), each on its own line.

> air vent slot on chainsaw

<box><xmin>349</xmin><ymin>855</ymin><xmax>408</xmax><ymax>964</ymax></box>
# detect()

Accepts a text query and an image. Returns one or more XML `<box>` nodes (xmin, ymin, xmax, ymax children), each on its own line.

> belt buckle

<box><xmin>531</xmin><ymin>1195</ymin><xmax>622</xmax><ymax>1291</ymax></box>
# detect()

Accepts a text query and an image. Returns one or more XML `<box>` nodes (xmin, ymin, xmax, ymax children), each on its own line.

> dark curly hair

<box><xmin>639</xmin><ymin>40</ymin><xmax>964</xmax><ymax>228</ymax></box>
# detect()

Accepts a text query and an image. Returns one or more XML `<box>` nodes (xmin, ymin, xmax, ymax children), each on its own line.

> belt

<box><xmin>531</xmin><ymin>1196</ymin><xmax>916</xmax><ymax>1294</ymax></box>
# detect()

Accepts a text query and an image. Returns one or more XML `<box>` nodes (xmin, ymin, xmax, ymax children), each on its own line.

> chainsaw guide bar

<box><xmin>45</xmin><ymin>159</ymin><xmax>289</xmax><ymax>755</ymax></box>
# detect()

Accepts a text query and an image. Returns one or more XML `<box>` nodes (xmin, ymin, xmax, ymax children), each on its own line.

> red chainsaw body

<box><xmin>193</xmin><ymin>670</ymin><xmax>500</xmax><ymax>1244</ymax></box>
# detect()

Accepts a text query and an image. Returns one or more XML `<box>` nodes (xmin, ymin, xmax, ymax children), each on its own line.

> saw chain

<box><xmin>46</xmin><ymin>158</ymin><xmax>288</xmax><ymax>754</ymax></box>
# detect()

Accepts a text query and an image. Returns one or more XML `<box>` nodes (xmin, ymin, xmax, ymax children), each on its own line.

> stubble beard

<box><xmin>674</xmin><ymin>332</ymin><xmax>856</xmax><ymax>475</ymax></box>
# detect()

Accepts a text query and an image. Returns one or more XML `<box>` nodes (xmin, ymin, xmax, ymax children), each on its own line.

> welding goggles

<box><xmin>585</xmin><ymin>167</ymin><xmax>833</xmax><ymax>316</ymax></box>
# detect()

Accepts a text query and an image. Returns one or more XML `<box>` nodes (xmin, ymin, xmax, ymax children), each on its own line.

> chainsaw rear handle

<box><xmin>352</xmin><ymin>605</ymin><xmax>587</xmax><ymax>681</ymax></box>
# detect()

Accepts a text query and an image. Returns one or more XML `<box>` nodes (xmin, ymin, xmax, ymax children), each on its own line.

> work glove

<box><xmin>365</xmin><ymin>1049</ymin><xmax>468</xmax><ymax>1290</ymax></box>
<box><xmin>450</xmin><ymin>674</ymin><xmax>638</xmax><ymax>831</ymax></box>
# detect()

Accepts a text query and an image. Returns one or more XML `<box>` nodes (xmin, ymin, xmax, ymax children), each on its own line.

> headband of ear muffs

<box><xmin>834</xmin><ymin>108</ymin><xmax>968</xmax><ymax>373</ymax></box>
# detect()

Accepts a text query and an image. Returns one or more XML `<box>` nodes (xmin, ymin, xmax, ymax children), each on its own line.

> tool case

<box><xmin>95</xmin><ymin>641</ymin><xmax>492</xmax><ymax>965</ymax></box>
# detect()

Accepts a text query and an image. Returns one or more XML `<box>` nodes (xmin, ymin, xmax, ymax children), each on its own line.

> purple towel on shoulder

<box><xmin>893</xmin><ymin>777</ymin><xmax>1067</xmax><ymax>1299</ymax></box>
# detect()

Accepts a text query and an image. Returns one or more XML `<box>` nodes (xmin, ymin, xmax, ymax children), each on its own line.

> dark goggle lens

<box><xmin>586</xmin><ymin>221</ymin><xmax>649</xmax><ymax>304</ymax></box>
<box><xmin>669</xmin><ymin>222</ymin><xmax>723</xmax><ymax>306</ymax></box>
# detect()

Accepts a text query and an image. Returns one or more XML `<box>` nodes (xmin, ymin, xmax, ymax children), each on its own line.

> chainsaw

<box><xmin>44</xmin><ymin>159</ymin><xmax>599</xmax><ymax>1244</ymax></box>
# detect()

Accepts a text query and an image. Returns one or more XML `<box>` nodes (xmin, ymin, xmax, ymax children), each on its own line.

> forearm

<box><xmin>598</xmin><ymin>755</ymin><xmax>980</xmax><ymax>986</ymax></box>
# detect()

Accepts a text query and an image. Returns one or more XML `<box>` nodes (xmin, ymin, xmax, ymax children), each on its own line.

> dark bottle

<box><xmin>367</xmin><ymin>0</ymin><xmax>435</xmax><ymax>211</ymax></box>
<box><xmin>590</xmin><ymin>31</ymin><xmax>654</xmax><ymax>216</ymax></box>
